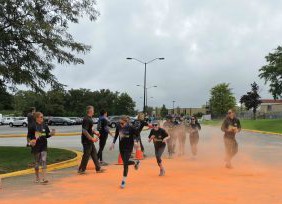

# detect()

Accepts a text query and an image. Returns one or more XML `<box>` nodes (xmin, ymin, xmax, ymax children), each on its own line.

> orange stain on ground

<box><xmin>1</xmin><ymin>154</ymin><xmax>282</xmax><ymax>204</ymax></box>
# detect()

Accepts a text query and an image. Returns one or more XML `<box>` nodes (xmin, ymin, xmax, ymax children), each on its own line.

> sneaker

<box><xmin>34</xmin><ymin>179</ymin><xmax>40</xmax><ymax>184</ymax></box>
<box><xmin>159</xmin><ymin>168</ymin><xmax>165</xmax><ymax>176</ymax></box>
<box><xmin>41</xmin><ymin>179</ymin><xmax>49</xmax><ymax>184</ymax></box>
<box><xmin>96</xmin><ymin>168</ymin><xmax>106</xmax><ymax>173</ymax></box>
<box><xmin>120</xmin><ymin>181</ymin><xmax>126</xmax><ymax>189</ymax></box>
<box><xmin>77</xmin><ymin>170</ymin><xmax>86</xmax><ymax>175</ymax></box>
<box><xmin>100</xmin><ymin>161</ymin><xmax>109</xmax><ymax>166</ymax></box>
<box><xmin>225</xmin><ymin>162</ymin><xmax>233</xmax><ymax>169</ymax></box>
<box><xmin>134</xmin><ymin>160</ymin><xmax>140</xmax><ymax>170</ymax></box>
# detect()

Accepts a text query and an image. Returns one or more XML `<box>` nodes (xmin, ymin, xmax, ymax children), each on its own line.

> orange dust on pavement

<box><xmin>1</xmin><ymin>153</ymin><xmax>282</xmax><ymax>204</ymax></box>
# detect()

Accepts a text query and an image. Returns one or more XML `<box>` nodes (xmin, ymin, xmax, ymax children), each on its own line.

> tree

<box><xmin>0</xmin><ymin>0</ymin><xmax>99</xmax><ymax>91</ymax></box>
<box><xmin>160</xmin><ymin>104</ymin><xmax>168</xmax><ymax>118</ymax></box>
<box><xmin>209</xmin><ymin>83</ymin><xmax>236</xmax><ymax>117</ymax></box>
<box><xmin>114</xmin><ymin>93</ymin><xmax>136</xmax><ymax>115</ymax></box>
<box><xmin>240</xmin><ymin>82</ymin><xmax>261</xmax><ymax>120</ymax></box>
<box><xmin>259</xmin><ymin>46</ymin><xmax>282</xmax><ymax>99</ymax></box>
<box><xmin>0</xmin><ymin>81</ymin><xmax>13</xmax><ymax>110</ymax></box>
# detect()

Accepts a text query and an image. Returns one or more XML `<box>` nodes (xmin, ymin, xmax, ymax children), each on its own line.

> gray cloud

<box><xmin>53</xmin><ymin>0</ymin><xmax>282</xmax><ymax>111</ymax></box>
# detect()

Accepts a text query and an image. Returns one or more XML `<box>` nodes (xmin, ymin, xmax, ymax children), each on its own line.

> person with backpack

<box><xmin>97</xmin><ymin>110</ymin><xmax>112</xmax><ymax>166</ymax></box>
<box><xmin>110</xmin><ymin>116</ymin><xmax>140</xmax><ymax>189</ymax></box>
<box><xmin>188</xmin><ymin>116</ymin><xmax>201</xmax><ymax>158</ymax></box>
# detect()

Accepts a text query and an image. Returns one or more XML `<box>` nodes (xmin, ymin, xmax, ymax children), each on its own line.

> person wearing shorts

<box><xmin>188</xmin><ymin>116</ymin><xmax>201</xmax><ymax>158</ymax></box>
<box><xmin>28</xmin><ymin>112</ymin><xmax>55</xmax><ymax>184</ymax></box>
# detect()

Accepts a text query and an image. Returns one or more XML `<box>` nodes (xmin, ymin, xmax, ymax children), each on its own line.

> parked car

<box><xmin>92</xmin><ymin>117</ymin><xmax>99</xmax><ymax>124</ymax></box>
<box><xmin>2</xmin><ymin>117</ymin><xmax>15</xmax><ymax>125</ymax></box>
<box><xmin>108</xmin><ymin>116</ymin><xmax>124</xmax><ymax>128</ymax></box>
<box><xmin>9</xmin><ymin>117</ymin><xmax>28</xmax><ymax>127</ymax></box>
<box><xmin>48</xmin><ymin>117</ymin><xmax>75</xmax><ymax>126</ymax></box>
<box><xmin>69</xmin><ymin>117</ymin><xmax>83</xmax><ymax>125</ymax></box>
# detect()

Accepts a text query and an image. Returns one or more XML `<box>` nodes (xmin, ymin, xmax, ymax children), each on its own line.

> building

<box><xmin>167</xmin><ymin>107</ymin><xmax>207</xmax><ymax>116</ymax></box>
<box><xmin>259</xmin><ymin>99</ymin><xmax>282</xmax><ymax>113</ymax></box>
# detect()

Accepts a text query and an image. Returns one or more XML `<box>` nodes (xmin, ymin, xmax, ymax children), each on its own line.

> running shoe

<box><xmin>120</xmin><ymin>181</ymin><xmax>126</xmax><ymax>189</ymax></box>
<box><xmin>100</xmin><ymin>161</ymin><xmax>109</xmax><ymax>166</ymax></box>
<box><xmin>134</xmin><ymin>160</ymin><xmax>140</xmax><ymax>170</ymax></box>
<box><xmin>77</xmin><ymin>170</ymin><xmax>86</xmax><ymax>175</ymax></box>
<box><xmin>96</xmin><ymin>168</ymin><xmax>106</xmax><ymax>173</ymax></box>
<box><xmin>41</xmin><ymin>179</ymin><xmax>49</xmax><ymax>184</ymax></box>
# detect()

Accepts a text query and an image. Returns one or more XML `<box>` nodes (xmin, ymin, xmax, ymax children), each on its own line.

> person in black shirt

<box><xmin>132</xmin><ymin>113</ymin><xmax>151</xmax><ymax>154</ymax></box>
<box><xmin>110</xmin><ymin>116</ymin><xmax>140</xmax><ymax>189</ymax></box>
<box><xmin>148</xmin><ymin>121</ymin><xmax>170</xmax><ymax>176</ymax></box>
<box><xmin>221</xmin><ymin>109</ymin><xmax>241</xmax><ymax>169</ymax></box>
<box><xmin>188</xmin><ymin>116</ymin><xmax>201</xmax><ymax>158</ymax></box>
<box><xmin>28</xmin><ymin>112</ymin><xmax>55</xmax><ymax>184</ymax></box>
<box><xmin>97</xmin><ymin>110</ymin><xmax>112</xmax><ymax>165</ymax></box>
<box><xmin>26</xmin><ymin>107</ymin><xmax>36</xmax><ymax>147</ymax></box>
<box><xmin>78</xmin><ymin>106</ymin><xmax>105</xmax><ymax>174</ymax></box>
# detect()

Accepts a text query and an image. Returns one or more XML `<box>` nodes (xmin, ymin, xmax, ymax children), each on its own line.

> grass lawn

<box><xmin>203</xmin><ymin>119</ymin><xmax>282</xmax><ymax>134</ymax></box>
<box><xmin>0</xmin><ymin>147</ymin><xmax>76</xmax><ymax>174</ymax></box>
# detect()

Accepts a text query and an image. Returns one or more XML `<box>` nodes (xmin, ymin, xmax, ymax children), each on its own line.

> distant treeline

<box><xmin>0</xmin><ymin>88</ymin><xmax>136</xmax><ymax>117</ymax></box>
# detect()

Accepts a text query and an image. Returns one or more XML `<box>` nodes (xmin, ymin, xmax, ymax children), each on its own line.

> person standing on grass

<box><xmin>26</xmin><ymin>107</ymin><xmax>36</xmax><ymax>147</ymax></box>
<box><xmin>97</xmin><ymin>110</ymin><xmax>112</xmax><ymax>166</ymax></box>
<box><xmin>148</xmin><ymin>121</ymin><xmax>170</xmax><ymax>176</ymax></box>
<box><xmin>188</xmin><ymin>116</ymin><xmax>201</xmax><ymax>158</ymax></box>
<box><xmin>28</xmin><ymin>112</ymin><xmax>55</xmax><ymax>184</ymax></box>
<box><xmin>221</xmin><ymin>108</ymin><xmax>241</xmax><ymax>169</ymax></box>
<box><xmin>110</xmin><ymin>116</ymin><xmax>140</xmax><ymax>189</ymax></box>
<box><xmin>132</xmin><ymin>113</ymin><xmax>152</xmax><ymax>156</ymax></box>
<box><xmin>78</xmin><ymin>106</ymin><xmax>106</xmax><ymax>174</ymax></box>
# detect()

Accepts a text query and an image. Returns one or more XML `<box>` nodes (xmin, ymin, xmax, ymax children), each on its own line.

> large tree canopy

<box><xmin>209</xmin><ymin>83</ymin><xmax>236</xmax><ymax>117</ymax></box>
<box><xmin>259</xmin><ymin>46</ymin><xmax>282</xmax><ymax>99</ymax></box>
<box><xmin>0</xmin><ymin>0</ymin><xmax>99</xmax><ymax>91</ymax></box>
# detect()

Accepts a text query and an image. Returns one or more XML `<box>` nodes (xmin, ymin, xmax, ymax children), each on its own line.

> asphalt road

<box><xmin>0</xmin><ymin>125</ymin><xmax>281</xmax><ymax>166</ymax></box>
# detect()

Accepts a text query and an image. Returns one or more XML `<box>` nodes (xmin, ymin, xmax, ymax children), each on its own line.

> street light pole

<box><xmin>173</xmin><ymin>100</ymin><xmax>176</xmax><ymax>114</ymax></box>
<box><xmin>127</xmin><ymin>57</ymin><xmax>164</xmax><ymax>113</ymax></box>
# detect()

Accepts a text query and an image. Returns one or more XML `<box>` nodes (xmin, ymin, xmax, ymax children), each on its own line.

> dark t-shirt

<box><xmin>133</xmin><ymin>120</ymin><xmax>149</xmax><ymax>136</ymax></box>
<box><xmin>98</xmin><ymin>116</ymin><xmax>110</xmax><ymax>135</ymax></box>
<box><xmin>81</xmin><ymin>115</ymin><xmax>94</xmax><ymax>144</ymax></box>
<box><xmin>28</xmin><ymin>122</ymin><xmax>51</xmax><ymax>153</ymax></box>
<box><xmin>113</xmin><ymin>124</ymin><xmax>137</xmax><ymax>151</ymax></box>
<box><xmin>148</xmin><ymin>128</ymin><xmax>168</xmax><ymax>148</ymax></box>
<box><xmin>221</xmin><ymin>117</ymin><xmax>241</xmax><ymax>138</ymax></box>
<box><xmin>27</xmin><ymin>113</ymin><xmax>35</xmax><ymax>128</ymax></box>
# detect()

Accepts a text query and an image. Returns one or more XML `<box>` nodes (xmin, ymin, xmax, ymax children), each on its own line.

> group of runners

<box><xmin>24</xmin><ymin>105</ymin><xmax>241</xmax><ymax>189</ymax></box>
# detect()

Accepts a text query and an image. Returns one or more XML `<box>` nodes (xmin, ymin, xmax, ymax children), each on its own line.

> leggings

<box><xmin>98</xmin><ymin>133</ymin><xmax>108</xmax><ymax>162</ymax></box>
<box><xmin>154</xmin><ymin>145</ymin><xmax>166</xmax><ymax>165</ymax></box>
<box><xmin>34</xmin><ymin>151</ymin><xmax>47</xmax><ymax>170</ymax></box>
<box><xmin>120</xmin><ymin>150</ymin><xmax>135</xmax><ymax>177</ymax></box>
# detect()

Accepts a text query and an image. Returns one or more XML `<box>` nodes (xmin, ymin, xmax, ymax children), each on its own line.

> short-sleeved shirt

<box><xmin>28</xmin><ymin>122</ymin><xmax>51</xmax><ymax>153</ymax></box>
<box><xmin>81</xmin><ymin>115</ymin><xmax>94</xmax><ymax>144</ymax></box>
<box><xmin>133</xmin><ymin>120</ymin><xmax>149</xmax><ymax>136</ymax></box>
<box><xmin>221</xmin><ymin>117</ymin><xmax>241</xmax><ymax>139</ymax></box>
<box><xmin>148</xmin><ymin>128</ymin><xmax>168</xmax><ymax>148</ymax></box>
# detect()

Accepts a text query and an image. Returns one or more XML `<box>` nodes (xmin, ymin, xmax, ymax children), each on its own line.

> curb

<box><xmin>0</xmin><ymin>149</ymin><xmax>82</xmax><ymax>179</ymax></box>
<box><xmin>0</xmin><ymin>128</ymin><xmax>151</xmax><ymax>138</ymax></box>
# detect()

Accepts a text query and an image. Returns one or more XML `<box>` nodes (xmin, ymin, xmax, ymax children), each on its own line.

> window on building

<box><xmin>267</xmin><ymin>105</ymin><xmax>272</xmax><ymax>112</ymax></box>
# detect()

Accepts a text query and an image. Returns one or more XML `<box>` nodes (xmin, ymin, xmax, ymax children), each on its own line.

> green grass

<box><xmin>203</xmin><ymin>119</ymin><xmax>282</xmax><ymax>134</ymax></box>
<box><xmin>0</xmin><ymin>147</ymin><xmax>76</xmax><ymax>174</ymax></box>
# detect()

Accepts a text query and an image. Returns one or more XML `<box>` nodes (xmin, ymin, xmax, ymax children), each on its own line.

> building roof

<box><xmin>261</xmin><ymin>99</ymin><xmax>282</xmax><ymax>104</ymax></box>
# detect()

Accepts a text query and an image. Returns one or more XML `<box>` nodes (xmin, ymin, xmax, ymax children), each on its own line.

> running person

<box><xmin>78</xmin><ymin>106</ymin><xmax>105</xmax><ymax>174</ymax></box>
<box><xmin>97</xmin><ymin>110</ymin><xmax>112</xmax><ymax>166</ymax></box>
<box><xmin>221</xmin><ymin>109</ymin><xmax>241</xmax><ymax>169</ymax></box>
<box><xmin>188</xmin><ymin>116</ymin><xmax>201</xmax><ymax>158</ymax></box>
<box><xmin>163</xmin><ymin>115</ymin><xmax>175</xmax><ymax>158</ymax></box>
<box><xmin>26</xmin><ymin>107</ymin><xmax>36</xmax><ymax>147</ymax></box>
<box><xmin>148</xmin><ymin>121</ymin><xmax>170</xmax><ymax>176</ymax></box>
<box><xmin>28</xmin><ymin>112</ymin><xmax>55</xmax><ymax>184</ymax></box>
<box><xmin>110</xmin><ymin>116</ymin><xmax>140</xmax><ymax>189</ymax></box>
<box><xmin>132</xmin><ymin>113</ymin><xmax>151</xmax><ymax>155</ymax></box>
<box><xmin>177</xmin><ymin>117</ymin><xmax>186</xmax><ymax>156</ymax></box>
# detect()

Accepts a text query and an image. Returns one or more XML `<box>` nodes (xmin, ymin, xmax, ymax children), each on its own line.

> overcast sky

<box><xmin>54</xmin><ymin>0</ymin><xmax>282</xmax><ymax>111</ymax></box>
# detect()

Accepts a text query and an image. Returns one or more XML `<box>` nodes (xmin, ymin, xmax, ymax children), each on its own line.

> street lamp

<box><xmin>136</xmin><ymin>85</ymin><xmax>157</xmax><ymax>110</ymax></box>
<box><xmin>172</xmin><ymin>100</ymin><xmax>176</xmax><ymax>114</ymax></box>
<box><xmin>127</xmin><ymin>57</ymin><xmax>164</xmax><ymax>113</ymax></box>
